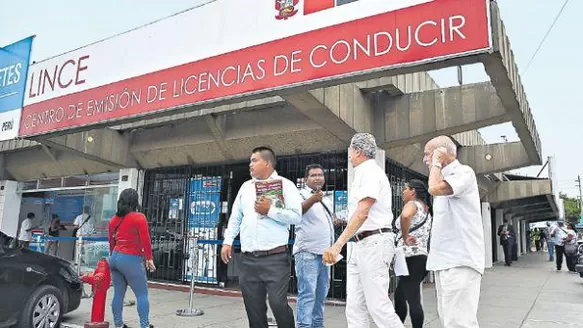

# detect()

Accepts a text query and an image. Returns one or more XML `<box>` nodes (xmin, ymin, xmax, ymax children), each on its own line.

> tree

<box><xmin>559</xmin><ymin>192</ymin><xmax>580</xmax><ymax>225</ymax></box>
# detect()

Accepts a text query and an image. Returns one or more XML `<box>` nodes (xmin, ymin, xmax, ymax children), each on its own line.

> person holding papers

<box><xmin>221</xmin><ymin>146</ymin><xmax>302</xmax><ymax>328</ymax></box>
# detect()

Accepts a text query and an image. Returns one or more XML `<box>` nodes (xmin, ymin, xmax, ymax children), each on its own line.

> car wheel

<box><xmin>18</xmin><ymin>285</ymin><xmax>63</xmax><ymax>328</ymax></box>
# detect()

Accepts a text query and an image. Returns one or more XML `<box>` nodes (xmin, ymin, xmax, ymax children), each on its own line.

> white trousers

<box><xmin>346</xmin><ymin>233</ymin><xmax>404</xmax><ymax>328</ymax></box>
<box><xmin>435</xmin><ymin>267</ymin><xmax>482</xmax><ymax>328</ymax></box>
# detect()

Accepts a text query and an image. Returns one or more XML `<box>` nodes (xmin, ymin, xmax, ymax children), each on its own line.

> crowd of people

<box><xmin>220</xmin><ymin>133</ymin><xmax>485</xmax><ymax>328</ymax></box>
<box><xmin>497</xmin><ymin>217</ymin><xmax>580</xmax><ymax>273</ymax></box>
<box><xmin>32</xmin><ymin>132</ymin><xmax>484</xmax><ymax>328</ymax></box>
<box><xmin>17</xmin><ymin>129</ymin><xmax>579</xmax><ymax>328</ymax></box>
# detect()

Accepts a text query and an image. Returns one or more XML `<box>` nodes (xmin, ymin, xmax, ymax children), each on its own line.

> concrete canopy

<box><xmin>487</xmin><ymin>179</ymin><xmax>559</xmax><ymax>223</ymax></box>
<box><xmin>0</xmin><ymin>2</ymin><xmax>543</xmax><ymax>183</ymax></box>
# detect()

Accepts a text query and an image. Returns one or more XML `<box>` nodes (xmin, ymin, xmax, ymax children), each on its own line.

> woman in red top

<box><xmin>108</xmin><ymin>188</ymin><xmax>155</xmax><ymax>328</ymax></box>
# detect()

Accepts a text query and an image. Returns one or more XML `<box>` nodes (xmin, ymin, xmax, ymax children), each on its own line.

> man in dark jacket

<box><xmin>497</xmin><ymin>219</ymin><xmax>516</xmax><ymax>266</ymax></box>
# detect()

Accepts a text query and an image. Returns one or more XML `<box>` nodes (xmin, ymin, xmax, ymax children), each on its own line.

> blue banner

<box><xmin>0</xmin><ymin>36</ymin><xmax>34</xmax><ymax>140</ymax></box>
<box><xmin>188</xmin><ymin>176</ymin><xmax>222</xmax><ymax>228</ymax></box>
<box><xmin>334</xmin><ymin>190</ymin><xmax>348</xmax><ymax>212</ymax></box>
<box><xmin>184</xmin><ymin>176</ymin><xmax>222</xmax><ymax>284</ymax></box>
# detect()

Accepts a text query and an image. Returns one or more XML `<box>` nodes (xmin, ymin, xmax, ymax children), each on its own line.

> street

<box><xmin>62</xmin><ymin>252</ymin><xmax>583</xmax><ymax>327</ymax></box>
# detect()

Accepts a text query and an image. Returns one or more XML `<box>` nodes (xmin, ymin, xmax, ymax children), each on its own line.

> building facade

<box><xmin>0</xmin><ymin>0</ymin><xmax>559</xmax><ymax>298</ymax></box>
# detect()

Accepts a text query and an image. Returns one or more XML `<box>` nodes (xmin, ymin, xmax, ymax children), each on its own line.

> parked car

<box><xmin>576</xmin><ymin>240</ymin><xmax>583</xmax><ymax>278</ymax></box>
<box><xmin>0</xmin><ymin>231</ymin><xmax>82</xmax><ymax>328</ymax></box>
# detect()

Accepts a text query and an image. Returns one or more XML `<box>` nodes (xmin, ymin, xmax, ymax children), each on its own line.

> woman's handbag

<box><xmin>561</xmin><ymin>228</ymin><xmax>578</xmax><ymax>257</ymax></box>
<box><xmin>565</xmin><ymin>242</ymin><xmax>578</xmax><ymax>257</ymax></box>
<box><xmin>388</xmin><ymin>258</ymin><xmax>398</xmax><ymax>295</ymax></box>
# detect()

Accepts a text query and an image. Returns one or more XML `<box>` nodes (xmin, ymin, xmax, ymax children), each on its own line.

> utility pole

<box><xmin>576</xmin><ymin>175</ymin><xmax>583</xmax><ymax>217</ymax></box>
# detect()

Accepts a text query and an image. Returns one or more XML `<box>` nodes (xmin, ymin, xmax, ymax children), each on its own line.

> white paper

<box><xmin>394</xmin><ymin>247</ymin><xmax>410</xmax><ymax>276</ymax></box>
<box><xmin>325</xmin><ymin>254</ymin><xmax>344</xmax><ymax>267</ymax></box>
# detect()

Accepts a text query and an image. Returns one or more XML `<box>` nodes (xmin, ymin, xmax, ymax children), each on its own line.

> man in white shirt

<box><xmin>550</xmin><ymin>221</ymin><xmax>569</xmax><ymax>271</ymax></box>
<box><xmin>18</xmin><ymin>212</ymin><xmax>36</xmax><ymax>248</ymax></box>
<box><xmin>423</xmin><ymin>136</ymin><xmax>485</xmax><ymax>328</ymax></box>
<box><xmin>323</xmin><ymin>133</ymin><xmax>404</xmax><ymax>328</ymax></box>
<box><xmin>74</xmin><ymin>205</ymin><xmax>92</xmax><ymax>237</ymax></box>
<box><xmin>73</xmin><ymin>205</ymin><xmax>92</xmax><ymax>271</ymax></box>
<box><xmin>294</xmin><ymin>164</ymin><xmax>336</xmax><ymax>328</ymax></box>
<box><xmin>221</xmin><ymin>146</ymin><xmax>302</xmax><ymax>328</ymax></box>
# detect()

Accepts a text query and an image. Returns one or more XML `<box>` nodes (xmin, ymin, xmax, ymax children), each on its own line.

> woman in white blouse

<box><xmin>394</xmin><ymin>179</ymin><xmax>432</xmax><ymax>328</ymax></box>
<box><xmin>563</xmin><ymin>222</ymin><xmax>578</xmax><ymax>272</ymax></box>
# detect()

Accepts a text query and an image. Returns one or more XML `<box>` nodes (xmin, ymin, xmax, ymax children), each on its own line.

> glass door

<box><xmin>78</xmin><ymin>186</ymin><xmax>118</xmax><ymax>273</ymax></box>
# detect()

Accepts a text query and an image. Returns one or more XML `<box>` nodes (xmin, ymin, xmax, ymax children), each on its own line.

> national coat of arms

<box><xmin>275</xmin><ymin>0</ymin><xmax>300</xmax><ymax>20</ymax></box>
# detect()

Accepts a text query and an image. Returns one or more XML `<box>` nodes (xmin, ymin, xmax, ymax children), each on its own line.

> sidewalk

<box><xmin>62</xmin><ymin>252</ymin><xmax>583</xmax><ymax>327</ymax></box>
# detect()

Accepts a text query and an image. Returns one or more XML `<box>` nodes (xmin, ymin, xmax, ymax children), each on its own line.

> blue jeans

<box><xmin>548</xmin><ymin>241</ymin><xmax>555</xmax><ymax>260</ymax></box>
<box><xmin>294</xmin><ymin>252</ymin><xmax>330</xmax><ymax>328</ymax></box>
<box><xmin>110</xmin><ymin>251</ymin><xmax>150</xmax><ymax>328</ymax></box>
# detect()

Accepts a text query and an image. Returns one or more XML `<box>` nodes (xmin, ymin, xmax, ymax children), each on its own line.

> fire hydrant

<box><xmin>80</xmin><ymin>258</ymin><xmax>112</xmax><ymax>328</ymax></box>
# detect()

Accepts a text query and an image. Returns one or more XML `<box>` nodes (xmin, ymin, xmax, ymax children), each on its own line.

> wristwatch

<box><xmin>432</xmin><ymin>162</ymin><xmax>442</xmax><ymax>169</ymax></box>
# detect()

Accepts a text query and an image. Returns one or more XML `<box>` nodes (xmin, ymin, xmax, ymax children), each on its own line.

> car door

<box><xmin>0</xmin><ymin>247</ymin><xmax>30</xmax><ymax>324</ymax></box>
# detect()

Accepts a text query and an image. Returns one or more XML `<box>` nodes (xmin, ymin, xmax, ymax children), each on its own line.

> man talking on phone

<box><xmin>294</xmin><ymin>164</ymin><xmax>338</xmax><ymax>328</ymax></box>
<box><xmin>423</xmin><ymin>136</ymin><xmax>485</xmax><ymax>328</ymax></box>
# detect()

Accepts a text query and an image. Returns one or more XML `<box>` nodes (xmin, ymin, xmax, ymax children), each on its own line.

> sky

<box><xmin>1</xmin><ymin>0</ymin><xmax>581</xmax><ymax>197</ymax></box>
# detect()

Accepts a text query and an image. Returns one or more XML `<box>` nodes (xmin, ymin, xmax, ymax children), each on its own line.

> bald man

<box><xmin>423</xmin><ymin>136</ymin><xmax>485</xmax><ymax>328</ymax></box>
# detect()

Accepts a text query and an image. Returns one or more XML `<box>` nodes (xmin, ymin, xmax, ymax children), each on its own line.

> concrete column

<box><xmin>518</xmin><ymin>219</ymin><xmax>523</xmax><ymax>256</ymax></box>
<box><xmin>0</xmin><ymin>181</ymin><xmax>22</xmax><ymax>238</ymax></box>
<box><xmin>117</xmin><ymin>168</ymin><xmax>143</xmax><ymax>203</ymax></box>
<box><xmin>481</xmin><ymin>202</ymin><xmax>493</xmax><ymax>268</ymax></box>
<box><xmin>522</xmin><ymin>221</ymin><xmax>530</xmax><ymax>254</ymax></box>
<box><xmin>522</xmin><ymin>221</ymin><xmax>528</xmax><ymax>253</ymax></box>
<box><xmin>512</xmin><ymin>217</ymin><xmax>521</xmax><ymax>256</ymax></box>
<box><xmin>495</xmin><ymin>209</ymin><xmax>504</xmax><ymax>263</ymax></box>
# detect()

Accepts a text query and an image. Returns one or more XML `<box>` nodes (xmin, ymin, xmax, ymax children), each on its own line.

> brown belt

<box><xmin>244</xmin><ymin>245</ymin><xmax>288</xmax><ymax>257</ymax></box>
<box><xmin>354</xmin><ymin>228</ymin><xmax>392</xmax><ymax>242</ymax></box>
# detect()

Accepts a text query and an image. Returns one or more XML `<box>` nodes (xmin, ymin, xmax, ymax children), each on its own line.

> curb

<box><xmin>147</xmin><ymin>281</ymin><xmax>347</xmax><ymax>307</ymax></box>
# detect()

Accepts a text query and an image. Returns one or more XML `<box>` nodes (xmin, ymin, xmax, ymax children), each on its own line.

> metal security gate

<box><xmin>142</xmin><ymin>153</ymin><xmax>427</xmax><ymax>300</ymax></box>
<box><xmin>142</xmin><ymin>165</ymin><xmax>228</xmax><ymax>282</ymax></box>
<box><xmin>141</xmin><ymin>152</ymin><xmax>350</xmax><ymax>295</ymax></box>
<box><xmin>142</xmin><ymin>167</ymin><xmax>190</xmax><ymax>282</ymax></box>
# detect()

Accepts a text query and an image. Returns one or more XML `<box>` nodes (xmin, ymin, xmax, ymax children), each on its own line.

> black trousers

<box><xmin>239</xmin><ymin>251</ymin><xmax>294</xmax><ymax>328</ymax></box>
<box><xmin>555</xmin><ymin>245</ymin><xmax>566</xmax><ymax>270</ymax></box>
<box><xmin>555</xmin><ymin>245</ymin><xmax>576</xmax><ymax>271</ymax></box>
<box><xmin>566</xmin><ymin>254</ymin><xmax>576</xmax><ymax>272</ymax></box>
<box><xmin>502</xmin><ymin>242</ymin><xmax>512</xmax><ymax>265</ymax></box>
<box><xmin>394</xmin><ymin>255</ymin><xmax>428</xmax><ymax>328</ymax></box>
<box><xmin>511</xmin><ymin>242</ymin><xmax>518</xmax><ymax>261</ymax></box>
